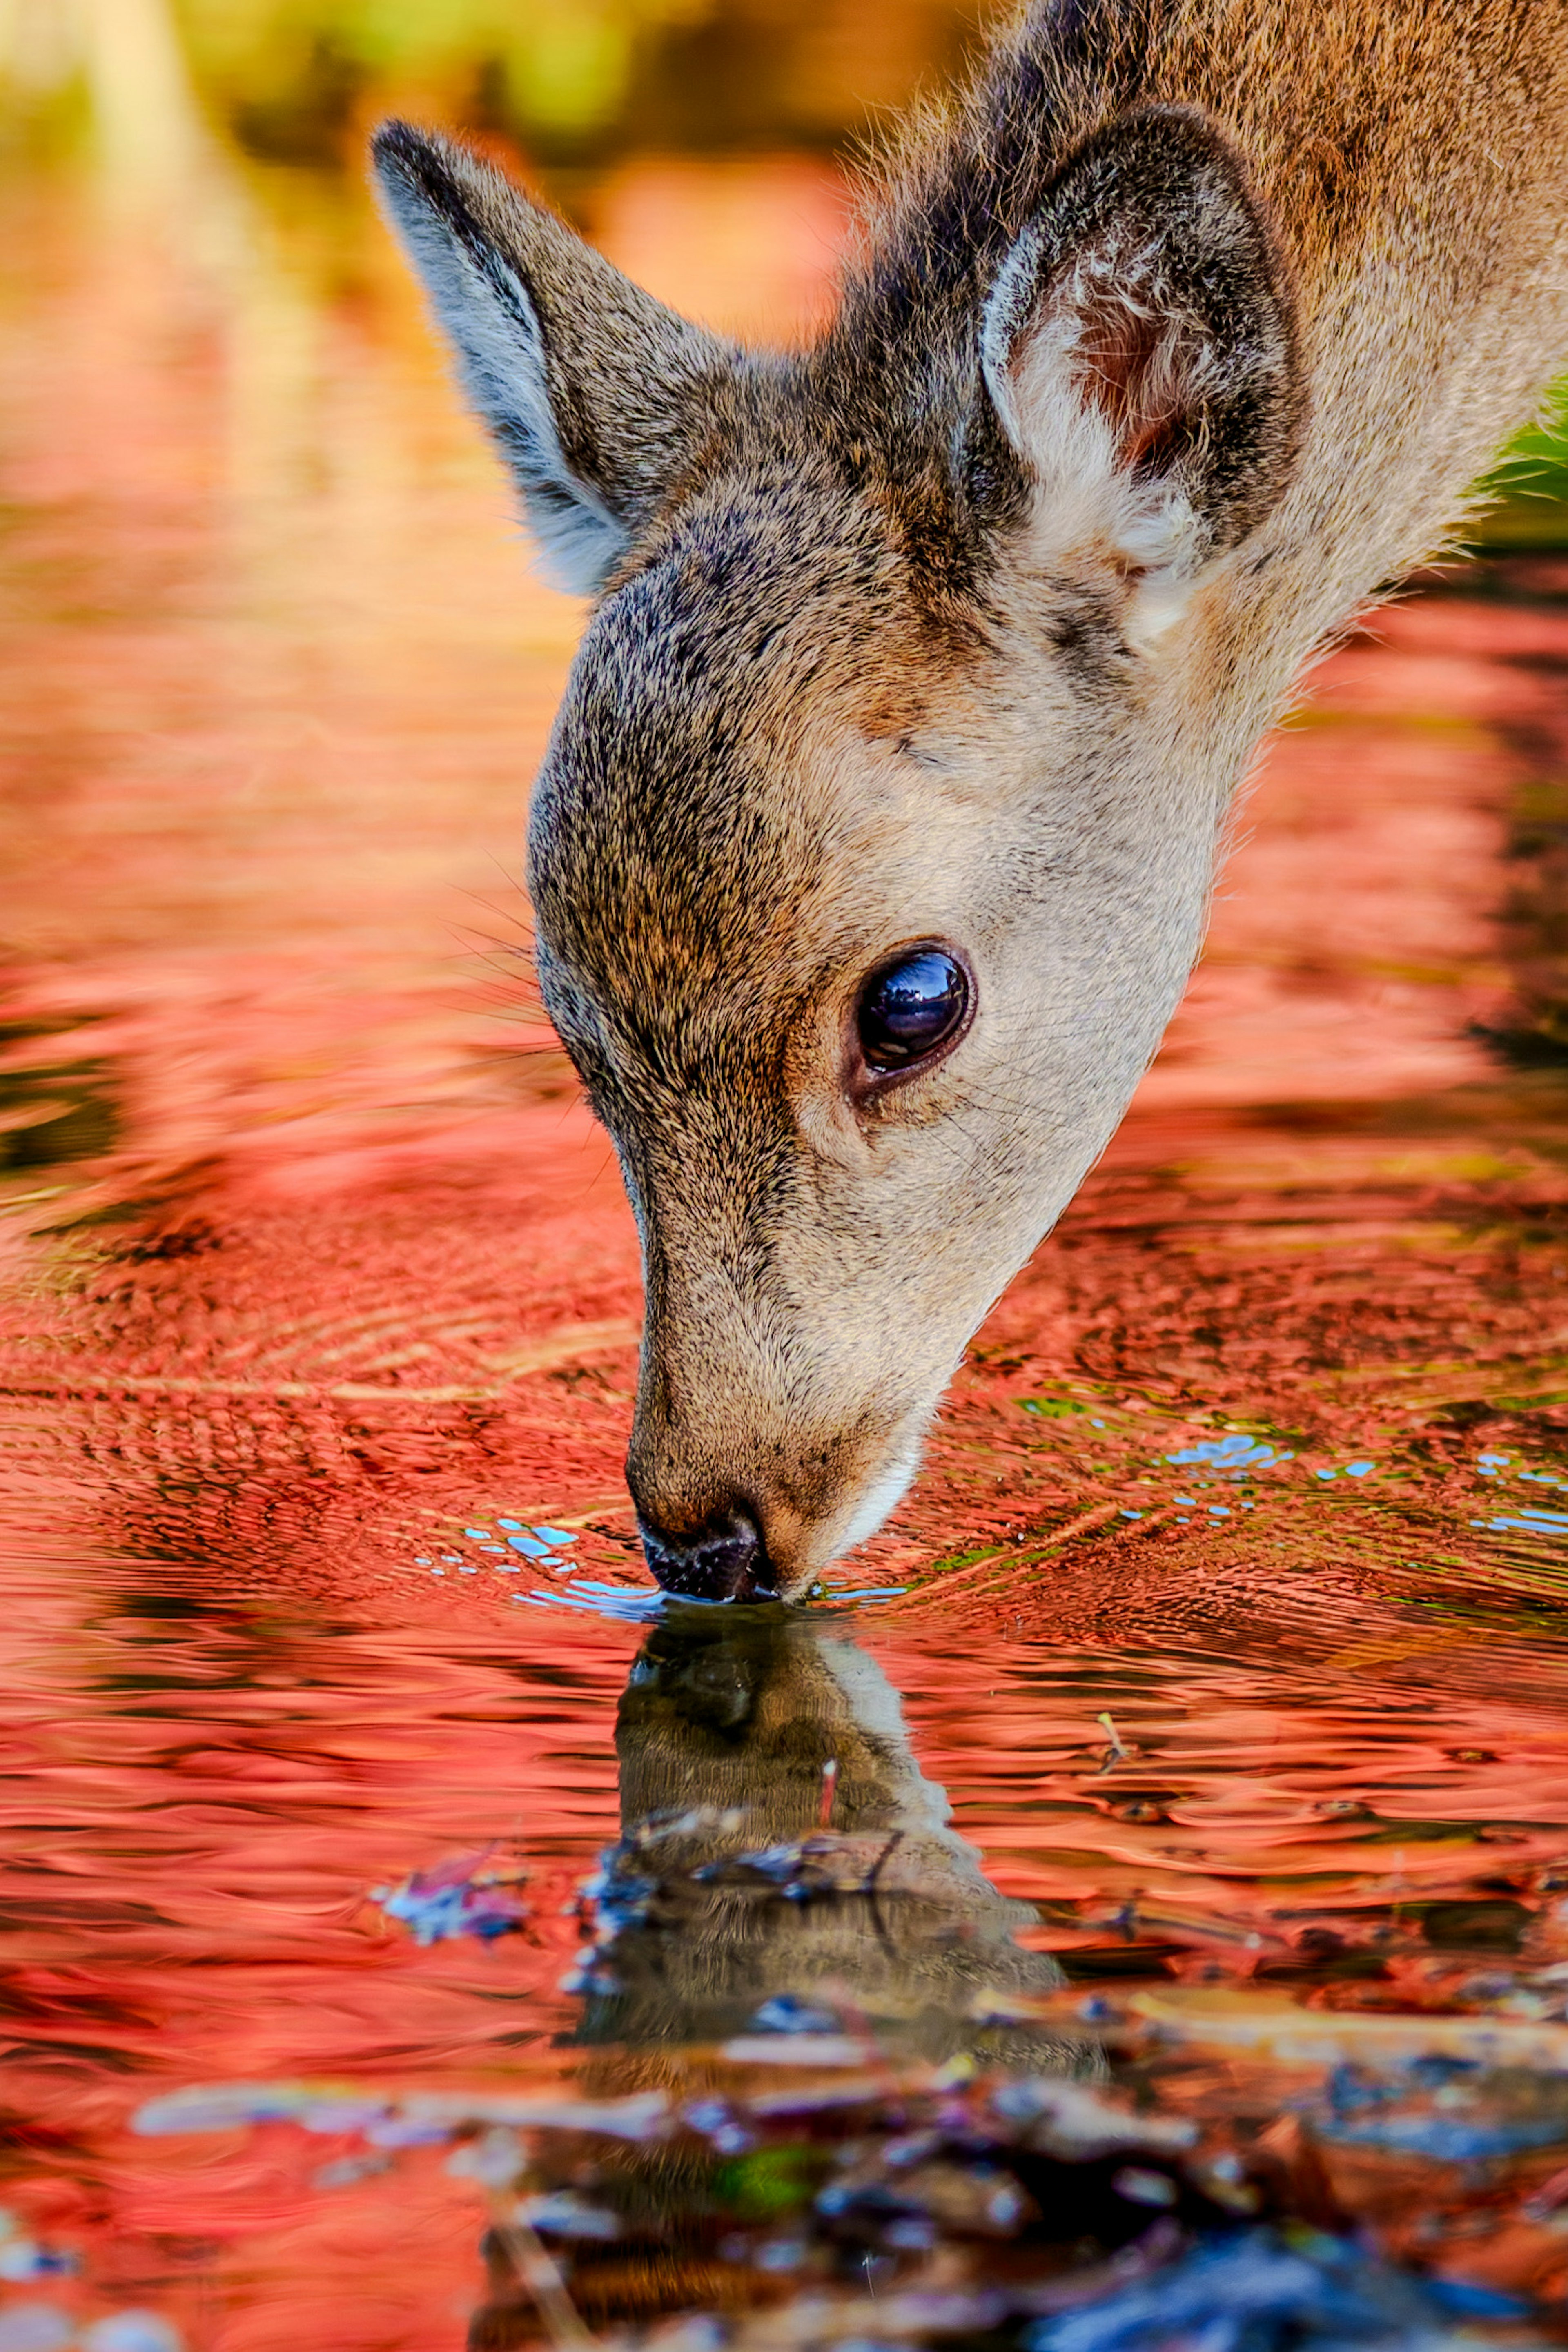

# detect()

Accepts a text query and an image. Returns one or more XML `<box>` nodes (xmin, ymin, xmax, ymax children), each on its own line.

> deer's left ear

<box><xmin>978</xmin><ymin>106</ymin><xmax>1305</xmax><ymax>639</ymax></box>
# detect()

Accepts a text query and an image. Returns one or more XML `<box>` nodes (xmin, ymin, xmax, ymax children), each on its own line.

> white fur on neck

<box><xmin>833</xmin><ymin>1437</ymin><xmax>922</xmax><ymax>1555</ymax></box>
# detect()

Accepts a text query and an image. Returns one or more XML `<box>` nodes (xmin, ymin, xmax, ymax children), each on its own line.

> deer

<box><xmin>374</xmin><ymin>0</ymin><xmax>1568</xmax><ymax>1604</ymax></box>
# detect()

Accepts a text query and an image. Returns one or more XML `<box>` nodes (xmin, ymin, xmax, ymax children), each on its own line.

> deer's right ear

<box><xmin>976</xmin><ymin>106</ymin><xmax>1305</xmax><ymax>640</ymax></box>
<box><xmin>373</xmin><ymin>123</ymin><xmax>735</xmax><ymax>598</ymax></box>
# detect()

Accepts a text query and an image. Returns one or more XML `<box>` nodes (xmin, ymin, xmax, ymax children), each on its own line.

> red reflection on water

<box><xmin>6</xmin><ymin>121</ymin><xmax>1568</xmax><ymax>2347</ymax></box>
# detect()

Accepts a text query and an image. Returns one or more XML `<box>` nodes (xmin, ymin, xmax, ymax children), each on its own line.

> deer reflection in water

<box><xmin>470</xmin><ymin>1610</ymin><xmax>1098</xmax><ymax>2349</ymax></box>
<box><xmin>572</xmin><ymin>1608</ymin><xmax>1072</xmax><ymax>2059</ymax></box>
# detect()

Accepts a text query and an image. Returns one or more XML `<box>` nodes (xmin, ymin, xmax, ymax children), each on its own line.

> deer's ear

<box><xmin>977</xmin><ymin>107</ymin><xmax>1304</xmax><ymax>638</ymax></box>
<box><xmin>373</xmin><ymin>122</ymin><xmax>735</xmax><ymax>598</ymax></box>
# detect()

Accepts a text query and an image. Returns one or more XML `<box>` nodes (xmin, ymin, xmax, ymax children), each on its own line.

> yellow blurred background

<box><xmin>1</xmin><ymin>0</ymin><xmax>1565</xmax><ymax>527</ymax></box>
<box><xmin>6</xmin><ymin>0</ymin><xmax>982</xmax><ymax>159</ymax></box>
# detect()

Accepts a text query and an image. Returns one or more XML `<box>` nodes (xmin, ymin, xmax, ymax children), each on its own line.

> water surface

<box><xmin>7</xmin><ymin>120</ymin><xmax>1568</xmax><ymax>2352</ymax></box>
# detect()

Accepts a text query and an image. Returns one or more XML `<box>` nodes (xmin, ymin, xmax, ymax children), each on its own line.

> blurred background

<box><xmin>6</xmin><ymin>0</ymin><xmax>984</xmax><ymax>167</ymax></box>
<box><xmin>0</xmin><ymin>0</ymin><xmax>1564</xmax><ymax>521</ymax></box>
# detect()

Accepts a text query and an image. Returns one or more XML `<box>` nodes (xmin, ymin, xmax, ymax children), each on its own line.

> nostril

<box><xmin>638</xmin><ymin>1508</ymin><xmax>779</xmax><ymax>1604</ymax></box>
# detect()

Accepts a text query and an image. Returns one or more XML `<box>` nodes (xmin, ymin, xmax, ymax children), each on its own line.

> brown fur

<box><xmin>375</xmin><ymin>0</ymin><xmax>1568</xmax><ymax>1595</ymax></box>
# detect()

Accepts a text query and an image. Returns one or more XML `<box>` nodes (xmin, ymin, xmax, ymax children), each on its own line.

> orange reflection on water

<box><xmin>7</xmin><ymin>102</ymin><xmax>1568</xmax><ymax>2352</ymax></box>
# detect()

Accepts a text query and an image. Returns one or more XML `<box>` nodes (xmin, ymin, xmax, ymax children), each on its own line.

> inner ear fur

<box><xmin>373</xmin><ymin>122</ymin><xmax>737</xmax><ymax>597</ymax></box>
<box><xmin>977</xmin><ymin>105</ymin><xmax>1305</xmax><ymax>614</ymax></box>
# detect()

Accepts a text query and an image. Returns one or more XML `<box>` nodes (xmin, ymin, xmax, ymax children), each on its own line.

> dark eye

<box><xmin>856</xmin><ymin>948</ymin><xmax>970</xmax><ymax>1073</ymax></box>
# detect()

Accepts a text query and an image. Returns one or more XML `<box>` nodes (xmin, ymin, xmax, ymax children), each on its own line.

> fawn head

<box><xmin>374</xmin><ymin>105</ymin><xmax>1304</xmax><ymax>1599</ymax></box>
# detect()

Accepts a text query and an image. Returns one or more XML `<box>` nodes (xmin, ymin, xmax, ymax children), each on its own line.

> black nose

<box><xmin>638</xmin><ymin>1508</ymin><xmax>779</xmax><ymax>1603</ymax></box>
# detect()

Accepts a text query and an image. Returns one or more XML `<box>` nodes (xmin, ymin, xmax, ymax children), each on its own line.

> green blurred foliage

<box><xmin>1478</xmin><ymin>384</ymin><xmax>1568</xmax><ymax>548</ymax></box>
<box><xmin>712</xmin><ymin>2145</ymin><xmax>823</xmax><ymax>2221</ymax></box>
<box><xmin>166</xmin><ymin>0</ymin><xmax>981</xmax><ymax>160</ymax></box>
<box><xmin>174</xmin><ymin>0</ymin><xmax>716</xmax><ymax>151</ymax></box>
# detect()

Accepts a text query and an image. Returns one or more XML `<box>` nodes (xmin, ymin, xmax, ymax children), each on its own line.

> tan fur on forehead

<box><xmin>528</xmin><ymin>472</ymin><xmax>957</xmax><ymax>996</ymax></box>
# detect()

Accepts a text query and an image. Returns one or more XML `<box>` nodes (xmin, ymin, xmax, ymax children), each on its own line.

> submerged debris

<box><xmin>0</xmin><ymin>2313</ymin><xmax>183</xmax><ymax>2352</ymax></box>
<box><xmin>133</xmin><ymin>2043</ymin><xmax>1566</xmax><ymax>2352</ymax></box>
<box><xmin>371</xmin><ymin>1845</ymin><xmax>531</xmax><ymax>1945</ymax></box>
<box><xmin>1020</xmin><ymin>2225</ymin><xmax>1519</xmax><ymax>2352</ymax></box>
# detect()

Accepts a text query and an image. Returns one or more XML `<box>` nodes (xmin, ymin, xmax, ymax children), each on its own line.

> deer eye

<box><xmin>856</xmin><ymin>948</ymin><xmax>970</xmax><ymax>1073</ymax></box>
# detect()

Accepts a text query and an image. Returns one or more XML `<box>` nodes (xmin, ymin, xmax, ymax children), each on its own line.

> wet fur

<box><xmin>375</xmin><ymin>0</ymin><xmax>1568</xmax><ymax>1591</ymax></box>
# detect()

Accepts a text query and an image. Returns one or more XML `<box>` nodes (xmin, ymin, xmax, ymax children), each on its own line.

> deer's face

<box><xmin>530</xmin><ymin>497</ymin><xmax>1224</xmax><ymax>1594</ymax></box>
<box><xmin>375</xmin><ymin>107</ymin><xmax>1304</xmax><ymax>1598</ymax></box>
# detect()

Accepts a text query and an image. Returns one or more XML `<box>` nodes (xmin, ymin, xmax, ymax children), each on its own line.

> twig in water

<box><xmin>492</xmin><ymin>2207</ymin><xmax>600</xmax><ymax>2351</ymax></box>
<box><xmin>864</xmin><ymin>1829</ymin><xmax>904</xmax><ymax>1958</ymax></box>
